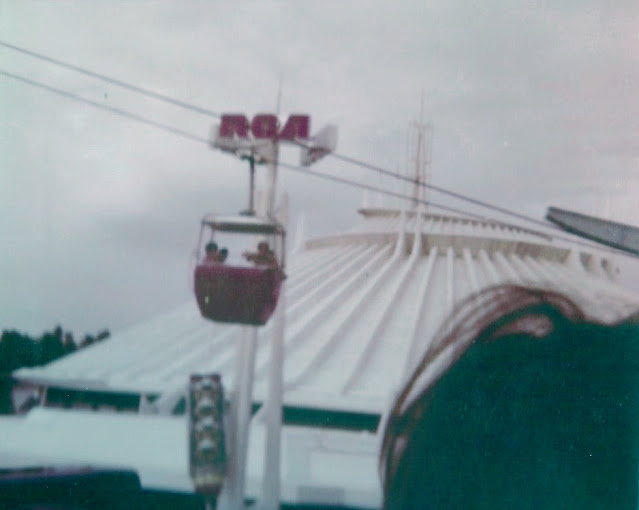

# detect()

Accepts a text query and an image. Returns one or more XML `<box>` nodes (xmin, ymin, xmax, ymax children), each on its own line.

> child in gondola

<box><xmin>203</xmin><ymin>242</ymin><xmax>219</xmax><ymax>264</ymax></box>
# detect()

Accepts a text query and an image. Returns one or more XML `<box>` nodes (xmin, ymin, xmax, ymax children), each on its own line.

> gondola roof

<box><xmin>201</xmin><ymin>214</ymin><xmax>284</xmax><ymax>235</ymax></box>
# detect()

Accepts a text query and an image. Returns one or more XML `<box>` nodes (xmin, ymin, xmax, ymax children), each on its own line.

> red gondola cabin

<box><xmin>193</xmin><ymin>215</ymin><xmax>285</xmax><ymax>326</ymax></box>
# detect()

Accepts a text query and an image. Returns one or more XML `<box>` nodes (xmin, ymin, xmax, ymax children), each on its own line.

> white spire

<box><xmin>406</xmin><ymin>97</ymin><xmax>433</xmax><ymax>211</ymax></box>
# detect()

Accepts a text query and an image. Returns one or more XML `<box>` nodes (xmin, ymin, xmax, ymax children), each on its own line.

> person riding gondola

<box><xmin>243</xmin><ymin>241</ymin><xmax>277</xmax><ymax>268</ymax></box>
<box><xmin>203</xmin><ymin>242</ymin><xmax>229</xmax><ymax>265</ymax></box>
<box><xmin>203</xmin><ymin>242</ymin><xmax>219</xmax><ymax>265</ymax></box>
<box><xmin>194</xmin><ymin>215</ymin><xmax>286</xmax><ymax>325</ymax></box>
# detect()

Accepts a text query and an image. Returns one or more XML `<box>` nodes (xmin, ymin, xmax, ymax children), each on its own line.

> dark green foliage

<box><xmin>0</xmin><ymin>326</ymin><xmax>109</xmax><ymax>371</ymax></box>
<box><xmin>63</xmin><ymin>332</ymin><xmax>77</xmax><ymax>355</ymax></box>
<box><xmin>0</xmin><ymin>325</ymin><xmax>110</xmax><ymax>414</ymax></box>
<box><xmin>0</xmin><ymin>375</ymin><xmax>13</xmax><ymax>414</ymax></box>
<box><xmin>40</xmin><ymin>327</ymin><xmax>64</xmax><ymax>365</ymax></box>
<box><xmin>0</xmin><ymin>330</ymin><xmax>39</xmax><ymax>371</ymax></box>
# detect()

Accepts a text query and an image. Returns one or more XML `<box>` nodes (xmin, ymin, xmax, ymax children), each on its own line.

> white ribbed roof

<box><xmin>16</xmin><ymin>208</ymin><xmax>639</xmax><ymax>415</ymax></box>
<box><xmin>9</xmin><ymin>208</ymin><xmax>639</xmax><ymax>508</ymax></box>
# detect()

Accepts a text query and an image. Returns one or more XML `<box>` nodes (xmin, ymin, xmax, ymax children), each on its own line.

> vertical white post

<box><xmin>266</xmin><ymin>141</ymin><xmax>279</xmax><ymax>218</ymax></box>
<box><xmin>217</xmin><ymin>331</ymin><xmax>244</xmax><ymax>509</ymax></box>
<box><xmin>219</xmin><ymin>326</ymin><xmax>258</xmax><ymax>510</ymax></box>
<box><xmin>394</xmin><ymin>209</ymin><xmax>407</xmax><ymax>258</ymax></box>
<box><xmin>259</xmin><ymin>194</ymin><xmax>288</xmax><ymax>510</ymax></box>
<box><xmin>238</xmin><ymin>327</ymin><xmax>259</xmax><ymax>508</ymax></box>
<box><xmin>223</xmin><ymin>140</ymin><xmax>282</xmax><ymax>510</ymax></box>
<box><xmin>259</xmin><ymin>283</ymin><xmax>286</xmax><ymax>509</ymax></box>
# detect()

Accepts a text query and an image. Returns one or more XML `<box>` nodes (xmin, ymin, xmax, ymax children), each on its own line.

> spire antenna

<box><xmin>276</xmin><ymin>73</ymin><xmax>283</xmax><ymax>116</ymax></box>
<box><xmin>407</xmin><ymin>94</ymin><xmax>433</xmax><ymax>210</ymax></box>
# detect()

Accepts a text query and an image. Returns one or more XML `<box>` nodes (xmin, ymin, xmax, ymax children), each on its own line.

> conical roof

<box><xmin>15</xmin><ymin>208</ymin><xmax>639</xmax><ymax>415</ymax></box>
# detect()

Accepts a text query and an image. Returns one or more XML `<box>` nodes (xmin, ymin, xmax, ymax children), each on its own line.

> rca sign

<box><xmin>211</xmin><ymin>113</ymin><xmax>337</xmax><ymax>166</ymax></box>
<box><xmin>219</xmin><ymin>114</ymin><xmax>310</xmax><ymax>140</ymax></box>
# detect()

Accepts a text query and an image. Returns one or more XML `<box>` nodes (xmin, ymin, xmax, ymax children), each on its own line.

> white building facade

<box><xmin>8</xmin><ymin>207</ymin><xmax>639</xmax><ymax>508</ymax></box>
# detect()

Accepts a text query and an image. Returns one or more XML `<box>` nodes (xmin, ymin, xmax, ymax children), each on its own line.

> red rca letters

<box><xmin>219</xmin><ymin>114</ymin><xmax>310</xmax><ymax>140</ymax></box>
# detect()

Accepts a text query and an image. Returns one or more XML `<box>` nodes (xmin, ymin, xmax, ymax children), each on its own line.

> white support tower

<box><xmin>209</xmin><ymin>112</ymin><xmax>338</xmax><ymax>510</ymax></box>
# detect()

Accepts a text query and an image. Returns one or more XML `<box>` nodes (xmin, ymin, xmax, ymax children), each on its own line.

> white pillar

<box><xmin>266</xmin><ymin>142</ymin><xmax>279</xmax><ymax>218</ymax></box>
<box><xmin>219</xmin><ymin>326</ymin><xmax>258</xmax><ymax>510</ymax></box>
<box><xmin>258</xmin><ymin>194</ymin><xmax>289</xmax><ymax>510</ymax></box>
<box><xmin>394</xmin><ymin>209</ymin><xmax>407</xmax><ymax>258</ymax></box>
<box><xmin>259</xmin><ymin>283</ymin><xmax>286</xmax><ymax>509</ymax></box>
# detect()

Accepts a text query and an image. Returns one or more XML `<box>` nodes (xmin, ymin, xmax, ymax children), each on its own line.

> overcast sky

<box><xmin>1</xmin><ymin>2</ymin><xmax>639</xmax><ymax>336</ymax></box>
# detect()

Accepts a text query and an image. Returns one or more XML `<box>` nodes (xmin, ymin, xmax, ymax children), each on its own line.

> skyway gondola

<box><xmin>193</xmin><ymin>215</ymin><xmax>286</xmax><ymax>326</ymax></box>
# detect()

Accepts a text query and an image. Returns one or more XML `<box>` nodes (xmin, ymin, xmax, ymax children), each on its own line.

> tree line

<box><xmin>0</xmin><ymin>326</ymin><xmax>110</xmax><ymax>413</ymax></box>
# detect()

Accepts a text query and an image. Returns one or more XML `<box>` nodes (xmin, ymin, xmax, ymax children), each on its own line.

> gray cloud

<box><xmin>2</xmin><ymin>1</ymin><xmax>639</xmax><ymax>334</ymax></box>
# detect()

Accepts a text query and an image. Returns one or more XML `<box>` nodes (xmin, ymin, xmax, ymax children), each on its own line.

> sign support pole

<box><xmin>208</xmin><ymin>113</ymin><xmax>336</xmax><ymax>510</ymax></box>
<box><xmin>220</xmin><ymin>326</ymin><xmax>258</xmax><ymax>510</ymax></box>
<box><xmin>259</xmin><ymin>191</ymin><xmax>287</xmax><ymax>510</ymax></box>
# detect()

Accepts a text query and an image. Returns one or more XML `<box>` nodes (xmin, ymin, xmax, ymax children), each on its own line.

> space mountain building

<box><xmin>6</xmin><ymin>196</ymin><xmax>639</xmax><ymax>508</ymax></box>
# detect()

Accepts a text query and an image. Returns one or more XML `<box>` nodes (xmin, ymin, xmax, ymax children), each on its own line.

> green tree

<box><xmin>40</xmin><ymin>330</ymin><xmax>64</xmax><ymax>365</ymax></box>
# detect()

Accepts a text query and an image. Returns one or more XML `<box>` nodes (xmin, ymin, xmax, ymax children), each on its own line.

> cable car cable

<box><xmin>0</xmin><ymin>40</ymin><xmax>221</xmax><ymax>118</ymax></box>
<box><xmin>0</xmin><ymin>69</ymin><xmax>209</xmax><ymax>144</ymax></box>
<box><xmin>1</xmin><ymin>67</ymin><xmax>628</xmax><ymax>257</ymax></box>
<box><xmin>294</xmin><ymin>140</ymin><xmax>567</xmax><ymax>236</ymax></box>
<box><xmin>277</xmin><ymin>162</ymin><xmax>636</xmax><ymax>256</ymax></box>
<box><xmin>0</xmin><ymin>39</ymin><xmax>620</xmax><ymax>240</ymax></box>
<box><xmin>331</xmin><ymin>152</ymin><xmax>556</xmax><ymax>231</ymax></box>
<box><xmin>278</xmin><ymin>162</ymin><xmax>503</xmax><ymax>225</ymax></box>
<box><xmin>0</xmin><ymin>39</ymin><xmax>608</xmax><ymax>238</ymax></box>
